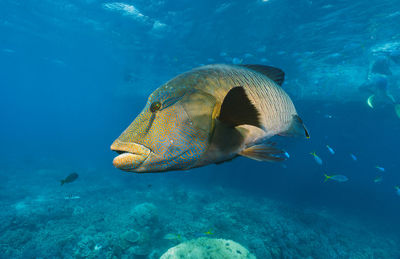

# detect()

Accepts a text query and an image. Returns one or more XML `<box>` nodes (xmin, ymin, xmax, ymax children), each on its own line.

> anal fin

<box><xmin>239</xmin><ymin>143</ymin><xmax>285</xmax><ymax>162</ymax></box>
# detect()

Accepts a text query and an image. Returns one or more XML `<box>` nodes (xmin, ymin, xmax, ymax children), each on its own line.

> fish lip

<box><xmin>110</xmin><ymin>140</ymin><xmax>151</xmax><ymax>154</ymax></box>
<box><xmin>110</xmin><ymin>140</ymin><xmax>151</xmax><ymax>170</ymax></box>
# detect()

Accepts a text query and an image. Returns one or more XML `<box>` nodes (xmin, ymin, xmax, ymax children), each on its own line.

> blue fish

<box><xmin>326</xmin><ymin>145</ymin><xmax>335</xmax><ymax>155</ymax></box>
<box><xmin>376</xmin><ymin>166</ymin><xmax>385</xmax><ymax>172</ymax></box>
<box><xmin>374</xmin><ymin>176</ymin><xmax>383</xmax><ymax>183</ymax></box>
<box><xmin>310</xmin><ymin>152</ymin><xmax>323</xmax><ymax>165</ymax></box>
<box><xmin>324</xmin><ymin>174</ymin><xmax>348</xmax><ymax>183</ymax></box>
<box><xmin>196</xmin><ymin>230</ymin><xmax>214</xmax><ymax>237</ymax></box>
<box><xmin>396</xmin><ymin>186</ymin><xmax>400</xmax><ymax>196</ymax></box>
<box><xmin>350</xmin><ymin>153</ymin><xmax>357</xmax><ymax>161</ymax></box>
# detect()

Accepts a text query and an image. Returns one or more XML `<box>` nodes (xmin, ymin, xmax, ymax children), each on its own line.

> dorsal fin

<box><xmin>240</xmin><ymin>64</ymin><xmax>285</xmax><ymax>86</ymax></box>
<box><xmin>218</xmin><ymin>86</ymin><xmax>261</xmax><ymax>128</ymax></box>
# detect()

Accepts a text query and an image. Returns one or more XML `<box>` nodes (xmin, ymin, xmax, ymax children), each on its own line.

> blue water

<box><xmin>1</xmin><ymin>0</ymin><xmax>400</xmax><ymax>258</ymax></box>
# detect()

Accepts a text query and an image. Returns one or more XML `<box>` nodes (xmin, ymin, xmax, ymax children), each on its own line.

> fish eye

<box><xmin>150</xmin><ymin>102</ymin><xmax>161</xmax><ymax>112</ymax></box>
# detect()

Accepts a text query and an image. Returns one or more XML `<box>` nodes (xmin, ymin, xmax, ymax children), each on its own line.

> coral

<box><xmin>248</xmin><ymin>238</ymin><xmax>270</xmax><ymax>258</ymax></box>
<box><xmin>130</xmin><ymin>203</ymin><xmax>158</xmax><ymax>227</ymax></box>
<box><xmin>73</xmin><ymin>233</ymin><xmax>110</xmax><ymax>259</ymax></box>
<box><xmin>120</xmin><ymin>229</ymin><xmax>140</xmax><ymax>250</ymax></box>
<box><xmin>160</xmin><ymin>237</ymin><xmax>256</xmax><ymax>259</ymax></box>
<box><xmin>74</xmin><ymin>235</ymin><xmax>94</xmax><ymax>258</ymax></box>
<box><xmin>172</xmin><ymin>188</ymin><xmax>189</xmax><ymax>204</ymax></box>
<box><xmin>1</xmin><ymin>172</ymin><xmax>400</xmax><ymax>258</ymax></box>
<box><xmin>126</xmin><ymin>243</ymin><xmax>153</xmax><ymax>257</ymax></box>
<box><xmin>121</xmin><ymin>229</ymin><xmax>140</xmax><ymax>244</ymax></box>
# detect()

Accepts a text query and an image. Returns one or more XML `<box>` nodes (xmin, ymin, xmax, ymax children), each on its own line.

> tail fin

<box><xmin>367</xmin><ymin>95</ymin><xmax>375</xmax><ymax>108</ymax></box>
<box><xmin>60</xmin><ymin>180</ymin><xmax>65</xmax><ymax>186</ymax></box>
<box><xmin>323</xmin><ymin>174</ymin><xmax>331</xmax><ymax>183</ymax></box>
<box><xmin>280</xmin><ymin>115</ymin><xmax>310</xmax><ymax>139</ymax></box>
<box><xmin>310</xmin><ymin>152</ymin><xmax>316</xmax><ymax>157</ymax></box>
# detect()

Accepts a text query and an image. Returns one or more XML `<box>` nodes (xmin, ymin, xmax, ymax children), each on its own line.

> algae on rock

<box><xmin>160</xmin><ymin>237</ymin><xmax>256</xmax><ymax>259</ymax></box>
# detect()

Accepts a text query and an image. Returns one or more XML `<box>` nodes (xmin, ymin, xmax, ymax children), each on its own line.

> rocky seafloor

<box><xmin>0</xmin><ymin>168</ymin><xmax>399</xmax><ymax>259</ymax></box>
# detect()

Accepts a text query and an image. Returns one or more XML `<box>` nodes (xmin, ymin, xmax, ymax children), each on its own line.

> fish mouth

<box><xmin>110</xmin><ymin>140</ymin><xmax>151</xmax><ymax>171</ymax></box>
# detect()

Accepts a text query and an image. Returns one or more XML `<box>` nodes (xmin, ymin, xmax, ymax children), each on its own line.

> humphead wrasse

<box><xmin>111</xmin><ymin>64</ymin><xmax>309</xmax><ymax>173</ymax></box>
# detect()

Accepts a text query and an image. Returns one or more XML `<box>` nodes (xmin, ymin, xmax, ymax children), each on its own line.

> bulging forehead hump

<box><xmin>149</xmin><ymin>74</ymin><xmax>193</xmax><ymax>104</ymax></box>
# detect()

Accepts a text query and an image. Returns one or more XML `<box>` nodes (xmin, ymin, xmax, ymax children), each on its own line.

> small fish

<box><xmin>204</xmin><ymin>230</ymin><xmax>214</xmax><ymax>235</ymax></box>
<box><xmin>60</xmin><ymin>172</ymin><xmax>78</xmax><ymax>186</ymax></box>
<box><xmin>376</xmin><ymin>166</ymin><xmax>385</xmax><ymax>172</ymax></box>
<box><xmin>324</xmin><ymin>114</ymin><xmax>333</xmax><ymax>119</ymax></box>
<box><xmin>163</xmin><ymin>233</ymin><xmax>182</xmax><ymax>240</ymax></box>
<box><xmin>196</xmin><ymin>230</ymin><xmax>214</xmax><ymax>237</ymax></box>
<box><xmin>64</xmin><ymin>195</ymin><xmax>80</xmax><ymax>200</ymax></box>
<box><xmin>350</xmin><ymin>153</ymin><xmax>357</xmax><ymax>161</ymax></box>
<box><xmin>310</xmin><ymin>152</ymin><xmax>323</xmax><ymax>165</ymax></box>
<box><xmin>324</xmin><ymin>174</ymin><xmax>348</xmax><ymax>183</ymax></box>
<box><xmin>284</xmin><ymin>151</ymin><xmax>290</xmax><ymax>158</ymax></box>
<box><xmin>326</xmin><ymin>145</ymin><xmax>335</xmax><ymax>155</ymax></box>
<box><xmin>374</xmin><ymin>176</ymin><xmax>383</xmax><ymax>183</ymax></box>
<box><xmin>396</xmin><ymin>186</ymin><xmax>400</xmax><ymax>196</ymax></box>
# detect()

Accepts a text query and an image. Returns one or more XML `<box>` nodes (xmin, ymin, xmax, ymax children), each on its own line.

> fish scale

<box><xmin>209</xmin><ymin>65</ymin><xmax>297</xmax><ymax>135</ymax></box>
<box><xmin>111</xmin><ymin>64</ymin><xmax>307</xmax><ymax>172</ymax></box>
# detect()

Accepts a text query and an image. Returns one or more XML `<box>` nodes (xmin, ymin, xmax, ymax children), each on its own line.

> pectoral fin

<box><xmin>218</xmin><ymin>86</ymin><xmax>261</xmax><ymax>128</ymax></box>
<box><xmin>239</xmin><ymin>143</ymin><xmax>285</xmax><ymax>162</ymax></box>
